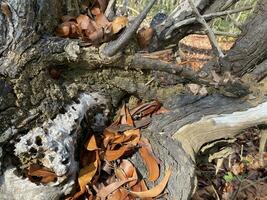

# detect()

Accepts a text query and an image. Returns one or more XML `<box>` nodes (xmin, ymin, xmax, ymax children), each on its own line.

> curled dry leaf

<box><xmin>139</xmin><ymin>146</ymin><xmax>160</xmax><ymax>181</ymax></box>
<box><xmin>107</xmin><ymin>188</ymin><xmax>129</xmax><ymax>200</ymax></box>
<box><xmin>92</xmin><ymin>7</ymin><xmax>110</xmax><ymax>28</ymax></box>
<box><xmin>97</xmin><ymin>178</ymin><xmax>136</xmax><ymax>200</ymax></box>
<box><xmin>76</xmin><ymin>14</ymin><xmax>91</xmax><ymax>30</ymax></box>
<box><xmin>131</xmin><ymin>180</ymin><xmax>152</xmax><ymax>200</ymax></box>
<box><xmin>129</xmin><ymin>168</ymin><xmax>172</xmax><ymax>199</ymax></box>
<box><xmin>105</xmin><ymin>145</ymin><xmax>131</xmax><ymax>161</ymax></box>
<box><xmin>115</xmin><ymin>159</ymin><xmax>138</xmax><ymax>187</ymax></box>
<box><xmin>27</xmin><ymin>164</ymin><xmax>57</xmax><ymax>184</ymax></box>
<box><xmin>56</xmin><ymin>21</ymin><xmax>80</xmax><ymax>38</ymax></box>
<box><xmin>103</xmin><ymin>129</ymin><xmax>116</xmax><ymax>147</ymax></box>
<box><xmin>112</xmin><ymin>16</ymin><xmax>129</xmax><ymax>34</ymax></box>
<box><xmin>121</xmin><ymin>104</ymin><xmax>134</xmax><ymax>126</ymax></box>
<box><xmin>76</xmin><ymin>155</ymin><xmax>99</xmax><ymax>198</ymax></box>
<box><xmin>130</xmin><ymin>100</ymin><xmax>161</xmax><ymax>119</ymax></box>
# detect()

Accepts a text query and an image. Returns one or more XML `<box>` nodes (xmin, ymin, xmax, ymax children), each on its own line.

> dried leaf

<box><xmin>78</xmin><ymin>157</ymin><xmax>98</xmax><ymax>194</ymax></box>
<box><xmin>85</xmin><ymin>134</ymin><xmax>98</xmax><ymax>151</ymax></box>
<box><xmin>28</xmin><ymin>164</ymin><xmax>57</xmax><ymax>184</ymax></box>
<box><xmin>105</xmin><ymin>145</ymin><xmax>130</xmax><ymax>161</ymax></box>
<box><xmin>88</xmin><ymin>28</ymin><xmax>104</xmax><ymax>42</ymax></box>
<box><xmin>108</xmin><ymin>188</ymin><xmax>129</xmax><ymax>200</ymax></box>
<box><xmin>137</xmin><ymin>27</ymin><xmax>154</xmax><ymax>49</ymax></box>
<box><xmin>129</xmin><ymin>168</ymin><xmax>172</xmax><ymax>198</ymax></box>
<box><xmin>97</xmin><ymin>179</ymin><xmax>136</xmax><ymax>200</ymax></box>
<box><xmin>56</xmin><ymin>21</ymin><xmax>80</xmax><ymax>38</ymax></box>
<box><xmin>76</xmin><ymin>14</ymin><xmax>91</xmax><ymax>30</ymax></box>
<box><xmin>121</xmin><ymin>104</ymin><xmax>134</xmax><ymax>126</ymax></box>
<box><xmin>112</xmin><ymin>16</ymin><xmax>129</xmax><ymax>34</ymax></box>
<box><xmin>139</xmin><ymin>146</ymin><xmax>160</xmax><ymax>181</ymax></box>
<box><xmin>116</xmin><ymin>159</ymin><xmax>138</xmax><ymax>187</ymax></box>
<box><xmin>130</xmin><ymin>100</ymin><xmax>161</xmax><ymax>119</ymax></box>
<box><xmin>131</xmin><ymin>180</ymin><xmax>152</xmax><ymax>200</ymax></box>
<box><xmin>91</xmin><ymin>7</ymin><xmax>110</xmax><ymax>28</ymax></box>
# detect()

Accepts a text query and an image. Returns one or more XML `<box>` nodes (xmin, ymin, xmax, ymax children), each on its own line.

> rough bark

<box><xmin>219</xmin><ymin>0</ymin><xmax>267</xmax><ymax>75</ymax></box>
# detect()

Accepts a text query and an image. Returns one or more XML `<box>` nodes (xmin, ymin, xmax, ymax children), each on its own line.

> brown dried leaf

<box><xmin>112</xmin><ymin>16</ymin><xmax>129</xmax><ymax>34</ymax></box>
<box><xmin>105</xmin><ymin>145</ymin><xmax>130</xmax><ymax>161</ymax></box>
<box><xmin>131</xmin><ymin>180</ymin><xmax>152</xmax><ymax>200</ymax></box>
<box><xmin>108</xmin><ymin>188</ymin><xmax>129</xmax><ymax>200</ymax></box>
<box><xmin>129</xmin><ymin>168</ymin><xmax>172</xmax><ymax>198</ymax></box>
<box><xmin>56</xmin><ymin>21</ymin><xmax>80</xmax><ymax>38</ymax></box>
<box><xmin>97</xmin><ymin>0</ymin><xmax>109</xmax><ymax>12</ymax></box>
<box><xmin>137</xmin><ymin>27</ymin><xmax>154</xmax><ymax>49</ymax></box>
<box><xmin>88</xmin><ymin>28</ymin><xmax>104</xmax><ymax>42</ymax></box>
<box><xmin>77</xmin><ymin>157</ymin><xmax>98</xmax><ymax>196</ymax></box>
<box><xmin>85</xmin><ymin>134</ymin><xmax>98</xmax><ymax>151</ymax></box>
<box><xmin>139</xmin><ymin>146</ymin><xmax>160</xmax><ymax>181</ymax></box>
<box><xmin>76</xmin><ymin>14</ymin><xmax>91</xmax><ymax>30</ymax></box>
<box><xmin>121</xmin><ymin>104</ymin><xmax>134</xmax><ymax>126</ymax></box>
<box><xmin>97</xmin><ymin>179</ymin><xmax>136</xmax><ymax>200</ymax></box>
<box><xmin>28</xmin><ymin>164</ymin><xmax>57</xmax><ymax>184</ymax></box>
<box><xmin>130</xmin><ymin>100</ymin><xmax>161</xmax><ymax>119</ymax></box>
<box><xmin>116</xmin><ymin>159</ymin><xmax>138</xmax><ymax>187</ymax></box>
<box><xmin>91</xmin><ymin>7</ymin><xmax>110</xmax><ymax>28</ymax></box>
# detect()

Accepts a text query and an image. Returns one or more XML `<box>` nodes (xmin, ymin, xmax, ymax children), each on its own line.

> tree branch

<box><xmin>188</xmin><ymin>0</ymin><xmax>225</xmax><ymax>58</ymax></box>
<box><xmin>164</xmin><ymin>6</ymin><xmax>252</xmax><ymax>39</ymax></box>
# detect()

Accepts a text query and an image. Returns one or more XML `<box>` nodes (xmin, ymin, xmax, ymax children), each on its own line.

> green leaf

<box><xmin>223</xmin><ymin>172</ymin><xmax>235</xmax><ymax>182</ymax></box>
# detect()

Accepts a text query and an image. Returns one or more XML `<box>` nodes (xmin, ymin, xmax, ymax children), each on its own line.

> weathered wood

<box><xmin>219</xmin><ymin>0</ymin><xmax>267</xmax><ymax>75</ymax></box>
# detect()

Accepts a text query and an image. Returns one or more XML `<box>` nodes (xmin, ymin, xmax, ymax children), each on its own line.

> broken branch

<box><xmin>188</xmin><ymin>0</ymin><xmax>224</xmax><ymax>58</ymax></box>
<box><xmin>165</xmin><ymin>6</ymin><xmax>252</xmax><ymax>39</ymax></box>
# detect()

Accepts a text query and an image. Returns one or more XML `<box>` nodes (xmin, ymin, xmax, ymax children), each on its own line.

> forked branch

<box><xmin>188</xmin><ymin>0</ymin><xmax>224</xmax><ymax>58</ymax></box>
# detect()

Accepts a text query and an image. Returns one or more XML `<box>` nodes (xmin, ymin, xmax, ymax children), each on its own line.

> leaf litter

<box><xmin>193</xmin><ymin>127</ymin><xmax>267</xmax><ymax>200</ymax></box>
<box><xmin>56</xmin><ymin>0</ymin><xmax>128</xmax><ymax>45</ymax></box>
<box><xmin>65</xmin><ymin>99</ymin><xmax>171</xmax><ymax>200</ymax></box>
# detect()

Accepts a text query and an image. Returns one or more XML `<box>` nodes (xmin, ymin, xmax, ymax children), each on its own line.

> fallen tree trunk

<box><xmin>1</xmin><ymin>0</ymin><xmax>267</xmax><ymax>199</ymax></box>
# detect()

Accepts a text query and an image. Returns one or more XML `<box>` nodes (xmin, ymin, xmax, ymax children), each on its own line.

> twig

<box><xmin>132</xmin><ymin>54</ymin><xmax>204</xmax><ymax>84</ymax></box>
<box><xmin>105</xmin><ymin>0</ymin><xmax>116</xmax><ymax>20</ymax></box>
<box><xmin>165</xmin><ymin>6</ymin><xmax>252</xmax><ymax>39</ymax></box>
<box><xmin>194</xmin><ymin>30</ymin><xmax>239</xmax><ymax>38</ymax></box>
<box><xmin>188</xmin><ymin>0</ymin><xmax>224</xmax><ymax>58</ymax></box>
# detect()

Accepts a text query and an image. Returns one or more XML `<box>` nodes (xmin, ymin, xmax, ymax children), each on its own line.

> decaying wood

<box><xmin>174</xmin><ymin>100</ymin><xmax>267</xmax><ymax>160</ymax></box>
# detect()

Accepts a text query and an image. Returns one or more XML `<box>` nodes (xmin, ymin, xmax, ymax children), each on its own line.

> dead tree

<box><xmin>1</xmin><ymin>0</ymin><xmax>267</xmax><ymax>199</ymax></box>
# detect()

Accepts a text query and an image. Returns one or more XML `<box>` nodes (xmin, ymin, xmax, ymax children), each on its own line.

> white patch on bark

<box><xmin>1</xmin><ymin>92</ymin><xmax>110</xmax><ymax>200</ymax></box>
